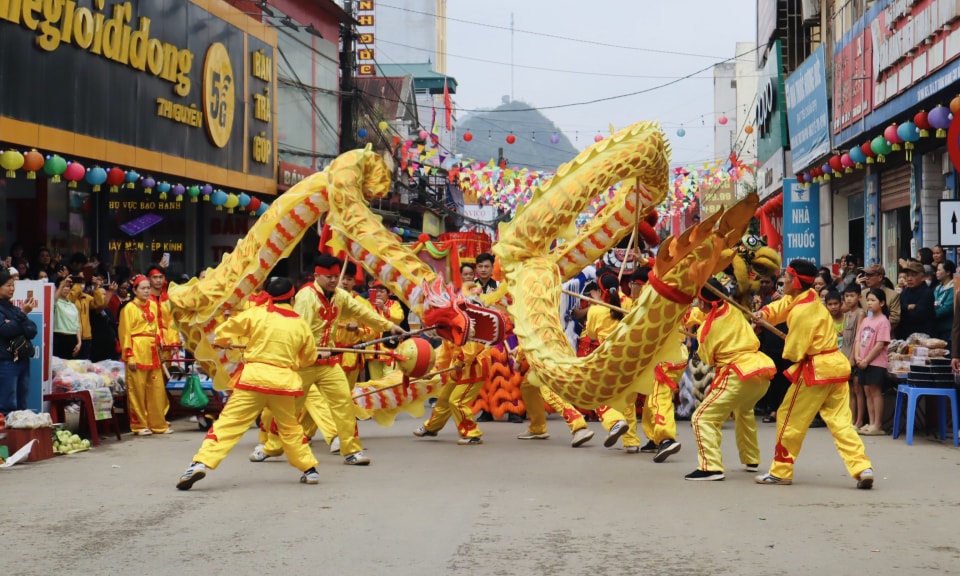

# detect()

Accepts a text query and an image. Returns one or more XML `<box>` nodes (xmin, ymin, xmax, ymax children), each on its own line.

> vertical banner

<box><xmin>782</xmin><ymin>179</ymin><xmax>820</xmax><ymax>264</ymax></box>
<box><xmin>12</xmin><ymin>280</ymin><xmax>55</xmax><ymax>412</ymax></box>
<box><xmin>865</xmin><ymin>172</ymin><xmax>880</xmax><ymax>265</ymax></box>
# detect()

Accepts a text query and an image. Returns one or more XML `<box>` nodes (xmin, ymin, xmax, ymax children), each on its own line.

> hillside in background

<box><xmin>457</xmin><ymin>98</ymin><xmax>578</xmax><ymax>172</ymax></box>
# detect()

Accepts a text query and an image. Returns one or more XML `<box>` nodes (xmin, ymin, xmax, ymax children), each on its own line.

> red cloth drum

<box><xmin>395</xmin><ymin>338</ymin><xmax>436</xmax><ymax>378</ymax></box>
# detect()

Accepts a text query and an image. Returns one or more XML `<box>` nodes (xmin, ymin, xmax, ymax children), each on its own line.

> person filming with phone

<box><xmin>0</xmin><ymin>268</ymin><xmax>38</xmax><ymax>415</ymax></box>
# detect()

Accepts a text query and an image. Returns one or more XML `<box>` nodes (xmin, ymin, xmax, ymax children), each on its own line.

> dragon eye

<box><xmin>741</xmin><ymin>234</ymin><xmax>761</xmax><ymax>250</ymax></box>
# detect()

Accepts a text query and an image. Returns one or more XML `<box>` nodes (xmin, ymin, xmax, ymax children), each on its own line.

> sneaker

<box><xmin>249</xmin><ymin>445</ymin><xmax>272</xmax><ymax>462</ymax></box>
<box><xmin>458</xmin><ymin>436</ymin><xmax>483</xmax><ymax>445</ymax></box>
<box><xmin>639</xmin><ymin>440</ymin><xmax>658</xmax><ymax>453</ymax></box>
<box><xmin>755</xmin><ymin>473</ymin><xmax>792</xmax><ymax>485</ymax></box>
<box><xmin>517</xmin><ymin>431</ymin><xmax>550</xmax><ymax>440</ymax></box>
<box><xmin>343</xmin><ymin>451</ymin><xmax>371</xmax><ymax>465</ymax></box>
<box><xmin>507</xmin><ymin>412</ymin><xmax>525</xmax><ymax>424</ymax></box>
<box><xmin>413</xmin><ymin>425</ymin><xmax>438</xmax><ymax>437</ymax></box>
<box><xmin>603</xmin><ymin>420</ymin><xmax>629</xmax><ymax>448</ymax></box>
<box><xmin>653</xmin><ymin>439</ymin><xmax>681</xmax><ymax>463</ymax></box>
<box><xmin>475</xmin><ymin>410</ymin><xmax>494</xmax><ymax>422</ymax></box>
<box><xmin>329</xmin><ymin>437</ymin><xmax>341</xmax><ymax>454</ymax></box>
<box><xmin>857</xmin><ymin>468</ymin><xmax>874</xmax><ymax>490</ymax></box>
<box><xmin>624</xmin><ymin>446</ymin><xmax>640</xmax><ymax>454</ymax></box>
<box><xmin>176</xmin><ymin>463</ymin><xmax>207</xmax><ymax>490</ymax></box>
<box><xmin>134</xmin><ymin>429</ymin><xmax>153</xmax><ymax>436</ymax></box>
<box><xmin>571</xmin><ymin>428</ymin><xmax>595</xmax><ymax>447</ymax></box>
<box><xmin>300</xmin><ymin>468</ymin><xmax>320</xmax><ymax>484</ymax></box>
<box><xmin>160</xmin><ymin>428</ymin><xmax>174</xmax><ymax>435</ymax></box>
<box><xmin>685</xmin><ymin>469</ymin><xmax>725</xmax><ymax>481</ymax></box>
<box><xmin>810</xmin><ymin>416</ymin><xmax>827</xmax><ymax>428</ymax></box>
<box><xmin>860</xmin><ymin>425</ymin><xmax>886</xmax><ymax>436</ymax></box>
<box><xmin>744</xmin><ymin>463</ymin><xmax>760</xmax><ymax>473</ymax></box>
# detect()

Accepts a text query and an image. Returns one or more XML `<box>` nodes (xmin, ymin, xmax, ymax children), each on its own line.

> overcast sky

<box><xmin>443</xmin><ymin>0</ymin><xmax>758</xmax><ymax>169</ymax></box>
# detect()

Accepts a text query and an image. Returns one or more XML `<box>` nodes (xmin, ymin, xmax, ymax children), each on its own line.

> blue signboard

<box><xmin>785</xmin><ymin>46</ymin><xmax>831</xmax><ymax>173</ymax></box>
<box><xmin>25</xmin><ymin>311</ymin><xmax>43</xmax><ymax>412</ymax></box>
<box><xmin>782</xmin><ymin>179</ymin><xmax>820</xmax><ymax>264</ymax></box>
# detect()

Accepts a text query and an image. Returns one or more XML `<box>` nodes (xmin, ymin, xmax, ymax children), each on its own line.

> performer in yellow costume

<box><xmin>176</xmin><ymin>278</ymin><xmax>321</xmax><ymax>490</ymax></box>
<box><xmin>686</xmin><ymin>278</ymin><xmax>776</xmax><ymax>481</ymax></box>
<box><xmin>414</xmin><ymin>282</ymin><xmax>489</xmax><ymax>445</ymax></box>
<box><xmin>517</xmin><ymin>346</ymin><xmax>596</xmax><ymax>447</ymax></box>
<box><xmin>366</xmin><ymin>280</ymin><xmax>405</xmax><ymax>380</ymax></box>
<box><xmin>335</xmin><ymin>262</ymin><xmax>374</xmax><ymax>388</ymax></box>
<box><xmin>754</xmin><ymin>259</ymin><xmax>874</xmax><ymax>489</ymax></box>
<box><xmin>254</xmin><ymin>255</ymin><xmax>404</xmax><ymax>466</ymax></box>
<box><xmin>147</xmin><ymin>264</ymin><xmax>181</xmax><ymax>356</ymax></box>
<box><xmin>118</xmin><ymin>275</ymin><xmax>170</xmax><ymax>435</ymax></box>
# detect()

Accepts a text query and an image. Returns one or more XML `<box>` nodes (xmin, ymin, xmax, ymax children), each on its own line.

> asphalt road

<box><xmin>2</xmin><ymin>410</ymin><xmax>959</xmax><ymax>576</ymax></box>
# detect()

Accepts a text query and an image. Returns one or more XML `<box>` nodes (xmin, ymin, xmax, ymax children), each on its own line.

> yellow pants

<box><xmin>641</xmin><ymin>368</ymin><xmax>680</xmax><ymax>445</ymax></box>
<box><xmin>769</xmin><ymin>380</ymin><xmax>872</xmax><ymax>481</ymax></box>
<box><xmin>265</xmin><ymin>364</ymin><xmax>362</xmax><ymax>456</ymax></box>
<box><xmin>520</xmin><ymin>379</ymin><xmax>588</xmax><ymax>435</ymax></box>
<box><xmin>127</xmin><ymin>367</ymin><xmax>169</xmax><ymax>433</ymax></box>
<box><xmin>194</xmin><ymin>389</ymin><xmax>317</xmax><ymax>472</ymax></box>
<box><xmin>691</xmin><ymin>370</ymin><xmax>770</xmax><ymax>473</ymax></box>
<box><xmin>598</xmin><ymin>394</ymin><xmax>640</xmax><ymax>448</ymax></box>
<box><xmin>368</xmin><ymin>360</ymin><xmax>396</xmax><ymax>380</ymax></box>
<box><xmin>424</xmin><ymin>379</ymin><xmax>483</xmax><ymax>438</ymax></box>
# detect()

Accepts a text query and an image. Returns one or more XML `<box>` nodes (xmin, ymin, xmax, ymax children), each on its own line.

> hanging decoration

<box><xmin>237</xmin><ymin>192</ymin><xmax>251</xmax><ymax>211</ymax></box>
<box><xmin>928</xmin><ymin>105</ymin><xmax>952</xmax><ymax>138</ymax></box>
<box><xmin>744</xmin><ymin>125</ymin><xmax>754</xmax><ymax>134</ymax></box>
<box><xmin>156</xmin><ymin>181</ymin><xmax>171</xmax><ymax>199</ymax></box>
<box><xmin>141</xmin><ymin>176</ymin><xmax>156</xmax><ymax>194</ymax></box>
<box><xmin>870</xmin><ymin>135</ymin><xmax>892</xmax><ymax>162</ymax></box>
<box><xmin>0</xmin><ymin>149</ymin><xmax>24</xmax><ymax>177</ymax></box>
<box><xmin>506</xmin><ymin>133</ymin><xmax>516</xmax><ymax>144</ymax></box>
<box><xmin>840</xmin><ymin>153</ymin><xmax>853</xmax><ymax>173</ymax></box>
<box><xmin>860</xmin><ymin>141</ymin><xmax>876</xmax><ymax>164</ymax></box>
<box><xmin>106</xmin><ymin>167</ymin><xmax>125</xmax><ymax>192</ymax></box>
<box><xmin>829</xmin><ymin>155</ymin><xmax>844</xmax><ymax>177</ymax></box>
<box><xmin>22</xmin><ymin>149</ymin><xmax>43</xmax><ymax>179</ymax></box>
<box><xmin>884</xmin><ymin>124</ymin><xmax>903</xmax><ymax>151</ymax></box>
<box><xmin>378</xmin><ymin>121</ymin><xmax>389</xmax><ymax>131</ymax></box>
<box><xmin>849</xmin><ymin>145</ymin><xmax>867</xmax><ymax>167</ymax></box>
<box><xmin>463</xmin><ymin>132</ymin><xmax>473</xmax><ymax>142</ymax></box>
<box><xmin>358</xmin><ymin>128</ymin><xmax>368</xmax><ymax>138</ymax></box>
<box><xmin>202</xmin><ymin>184</ymin><xmax>213</xmax><ymax>201</ymax></box>
<box><xmin>211</xmin><ymin>189</ymin><xmax>228</xmax><ymax>210</ymax></box>
<box><xmin>718</xmin><ymin>115</ymin><xmax>728</xmax><ymax>125</ymax></box>
<box><xmin>224</xmin><ymin>192</ymin><xmax>240</xmax><ymax>213</ymax></box>
<box><xmin>125</xmin><ymin>169</ymin><xmax>140</xmax><ymax>188</ymax></box>
<box><xmin>171</xmin><ymin>183</ymin><xmax>185</xmax><ymax>202</ymax></box>
<box><xmin>951</xmin><ymin>95</ymin><xmax>960</xmax><ymax>115</ymax></box>
<box><xmin>898</xmin><ymin>121</ymin><xmax>920</xmax><ymax>160</ymax></box>
<box><xmin>63</xmin><ymin>161</ymin><xmax>85</xmax><ymax>188</ymax></box>
<box><xmin>914</xmin><ymin>110</ymin><xmax>931</xmax><ymax>137</ymax></box>
<box><xmin>676</xmin><ymin>127</ymin><xmax>686</xmax><ymax>137</ymax></box>
<box><xmin>43</xmin><ymin>154</ymin><xmax>67</xmax><ymax>183</ymax></box>
<box><xmin>187</xmin><ymin>185</ymin><xmax>201</xmax><ymax>203</ymax></box>
<box><xmin>85</xmin><ymin>166</ymin><xmax>107</xmax><ymax>191</ymax></box>
<box><xmin>255</xmin><ymin>202</ymin><xmax>269</xmax><ymax>217</ymax></box>
<box><xmin>550</xmin><ymin>133</ymin><xmax>560</xmax><ymax>144</ymax></box>
<box><xmin>594</xmin><ymin>133</ymin><xmax>603</xmax><ymax>142</ymax></box>
<box><xmin>248</xmin><ymin>196</ymin><xmax>262</xmax><ymax>215</ymax></box>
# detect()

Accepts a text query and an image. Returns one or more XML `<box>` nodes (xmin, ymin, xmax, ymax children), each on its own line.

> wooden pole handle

<box><xmin>352</xmin><ymin>365</ymin><xmax>462</xmax><ymax>399</ymax></box>
<box><xmin>701</xmin><ymin>282</ymin><xmax>786</xmax><ymax>340</ymax></box>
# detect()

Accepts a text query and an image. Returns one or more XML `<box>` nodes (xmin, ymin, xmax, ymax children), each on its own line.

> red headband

<box><xmin>146</xmin><ymin>265</ymin><xmax>165</xmax><ymax>277</ymax></box>
<box><xmin>270</xmin><ymin>287</ymin><xmax>296</xmax><ymax>301</ymax></box>
<box><xmin>130</xmin><ymin>274</ymin><xmax>148</xmax><ymax>287</ymax></box>
<box><xmin>786</xmin><ymin>265</ymin><xmax>816</xmax><ymax>291</ymax></box>
<box><xmin>315</xmin><ymin>264</ymin><xmax>341</xmax><ymax>276</ymax></box>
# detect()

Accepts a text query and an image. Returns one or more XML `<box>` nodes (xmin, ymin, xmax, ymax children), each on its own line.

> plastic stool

<box><xmin>892</xmin><ymin>384</ymin><xmax>959</xmax><ymax>446</ymax></box>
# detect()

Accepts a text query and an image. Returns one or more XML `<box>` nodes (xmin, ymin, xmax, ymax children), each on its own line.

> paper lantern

<box><xmin>156</xmin><ymin>181</ymin><xmax>171</xmax><ymax>199</ymax></box>
<box><xmin>63</xmin><ymin>161</ymin><xmax>85</xmax><ymax>188</ymax></box>
<box><xmin>860</xmin><ymin>141</ymin><xmax>876</xmax><ymax>164</ymax></box>
<box><xmin>187</xmin><ymin>185</ymin><xmax>200</xmax><ymax>203</ymax></box>
<box><xmin>419</xmin><ymin>130</ymin><xmax>428</xmax><ymax>140</ymax></box>
<box><xmin>841</xmin><ymin>153</ymin><xmax>854</xmax><ymax>172</ymax></box>
<box><xmin>224</xmin><ymin>192</ymin><xmax>239</xmax><ymax>213</ymax></box>
<box><xmin>676</xmin><ymin>128</ymin><xmax>686</xmax><ymax>137</ymax></box>
<box><xmin>0</xmin><ymin>149</ymin><xmax>24</xmax><ymax>177</ymax></box>
<box><xmin>358</xmin><ymin>128</ymin><xmax>368</xmax><ymax>138</ymax></box>
<box><xmin>718</xmin><ymin>115</ymin><xmax>728</xmax><ymax>125</ymax></box>
<box><xmin>897</xmin><ymin>121</ymin><xmax>920</xmax><ymax>143</ymax></box>
<box><xmin>125</xmin><ymin>169</ymin><xmax>140</xmax><ymax>188</ymax></box>
<box><xmin>392</xmin><ymin>135</ymin><xmax>401</xmax><ymax>147</ymax></box>
<box><xmin>255</xmin><ymin>202</ymin><xmax>269</xmax><ymax>217</ymax></box>
<box><xmin>914</xmin><ymin>110</ymin><xmax>931</xmax><ymax>137</ymax></box>
<box><xmin>744</xmin><ymin>125</ymin><xmax>754</xmax><ymax>134</ymax></box>
<box><xmin>849</xmin><ymin>146</ymin><xmax>867</xmax><ymax>166</ymax></box>
<box><xmin>821</xmin><ymin>163</ymin><xmax>832</xmax><ymax>180</ymax></box>
<box><xmin>141</xmin><ymin>176</ymin><xmax>156</xmax><ymax>194</ymax></box>
<box><xmin>797</xmin><ymin>172</ymin><xmax>806</xmax><ymax>184</ymax></box>
<box><xmin>594</xmin><ymin>134</ymin><xmax>603</xmax><ymax>142</ymax></box>
<box><xmin>928</xmin><ymin>105</ymin><xmax>952</xmax><ymax>138</ymax></box>
<box><xmin>378</xmin><ymin>121</ymin><xmax>389</xmax><ymax>131</ymax></box>
<box><xmin>884</xmin><ymin>124</ymin><xmax>903</xmax><ymax>151</ymax></box>
<box><xmin>44</xmin><ymin>154</ymin><xmax>67</xmax><ymax>183</ymax></box>
<box><xmin>211</xmin><ymin>189</ymin><xmax>228</xmax><ymax>210</ymax></box>
<box><xmin>202</xmin><ymin>184</ymin><xmax>213</xmax><ymax>201</ymax></box>
<box><xmin>85</xmin><ymin>166</ymin><xmax>107</xmax><ymax>191</ymax></box>
<box><xmin>550</xmin><ymin>133</ymin><xmax>560</xmax><ymax>144</ymax></box>
<box><xmin>172</xmin><ymin>184</ymin><xmax>185</xmax><ymax>201</ymax></box>
<box><xmin>871</xmin><ymin>135</ymin><xmax>892</xmax><ymax>162</ymax></box>
<box><xmin>106</xmin><ymin>167</ymin><xmax>125</xmax><ymax>192</ymax></box>
<box><xmin>22</xmin><ymin>149</ymin><xmax>43</xmax><ymax>179</ymax></box>
<box><xmin>237</xmin><ymin>192</ymin><xmax>251</xmax><ymax>210</ymax></box>
<box><xmin>247</xmin><ymin>197</ymin><xmax>261</xmax><ymax>214</ymax></box>
<box><xmin>463</xmin><ymin>132</ymin><xmax>473</xmax><ymax>142</ymax></box>
<box><xmin>506</xmin><ymin>134</ymin><xmax>516</xmax><ymax>144</ymax></box>
<box><xmin>829</xmin><ymin>155</ymin><xmax>843</xmax><ymax>176</ymax></box>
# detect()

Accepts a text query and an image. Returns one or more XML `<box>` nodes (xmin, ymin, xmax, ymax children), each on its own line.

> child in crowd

<box><xmin>824</xmin><ymin>290</ymin><xmax>844</xmax><ymax>346</ymax></box>
<box><xmin>853</xmin><ymin>288</ymin><xmax>891</xmax><ymax>436</ymax></box>
<box><xmin>841</xmin><ymin>284</ymin><xmax>867</xmax><ymax>430</ymax></box>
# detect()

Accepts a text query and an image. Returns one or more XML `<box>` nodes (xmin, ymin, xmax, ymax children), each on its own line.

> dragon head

<box><xmin>420</xmin><ymin>277</ymin><xmax>509</xmax><ymax>346</ymax></box>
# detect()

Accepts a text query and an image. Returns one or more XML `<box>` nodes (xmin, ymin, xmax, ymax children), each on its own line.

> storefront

<box><xmin>0</xmin><ymin>0</ymin><xmax>279</xmax><ymax>278</ymax></box>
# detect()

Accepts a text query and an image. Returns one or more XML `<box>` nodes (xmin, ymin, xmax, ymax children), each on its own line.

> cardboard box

<box><xmin>2</xmin><ymin>428</ymin><xmax>55</xmax><ymax>462</ymax></box>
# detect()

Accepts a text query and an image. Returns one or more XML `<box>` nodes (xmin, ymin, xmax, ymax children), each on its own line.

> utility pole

<box><xmin>339</xmin><ymin>0</ymin><xmax>357</xmax><ymax>153</ymax></box>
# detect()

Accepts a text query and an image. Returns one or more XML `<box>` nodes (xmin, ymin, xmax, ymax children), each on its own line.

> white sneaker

<box><xmin>571</xmin><ymin>428</ymin><xmax>595</xmax><ymax>447</ymax></box>
<box><xmin>344</xmin><ymin>451</ymin><xmax>371</xmax><ymax>465</ymax></box>
<box><xmin>176</xmin><ymin>462</ymin><xmax>207</xmax><ymax>490</ymax></box>
<box><xmin>329</xmin><ymin>437</ymin><xmax>341</xmax><ymax>454</ymax></box>
<box><xmin>603</xmin><ymin>420</ymin><xmax>628</xmax><ymax>447</ymax></box>
<box><xmin>857</xmin><ymin>468</ymin><xmax>874</xmax><ymax>490</ymax></box>
<box><xmin>134</xmin><ymin>429</ymin><xmax>153</xmax><ymax>436</ymax></box>
<box><xmin>249</xmin><ymin>445</ymin><xmax>272</xmax><ymax>462</ymax></box>
<box><xmin>517</xmin><ymin>431</ymin><xmax>550</xmax><ymax>440</ymax></box>
<box><xmin>300</xmin><ymin>468</ymin><xmax>320</xmax><ymax>484</ymax></box>
<box><xmin>624</xmin><ymin>446</ymin><xmax>640</xmax><ymax>454</ymax></box>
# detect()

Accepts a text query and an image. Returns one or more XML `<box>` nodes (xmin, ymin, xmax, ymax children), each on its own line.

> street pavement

<box><xmin>2</xmin><ymin>409</ymin><xmax>959</xmax><ymax>576</ymax></box>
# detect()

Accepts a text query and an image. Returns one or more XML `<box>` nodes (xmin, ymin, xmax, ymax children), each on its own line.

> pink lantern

<box><xmin>718</xmin><ymin>115</ymin><xmax>729</xmax><ymax>125</ymax></box>
<box><xmin>63</xmin><ymin>161</ymin><xmax>85</xmax><ymax>188</ymax></box>
<box><xmin>884</xmin><ymin>124</ymin><xmax>903</xmax><ymax>150</ymax></box>
<box><xmin>594</xmin><ymin>134</ymin><xmax>603</xmax><ymax>142</ymax></box>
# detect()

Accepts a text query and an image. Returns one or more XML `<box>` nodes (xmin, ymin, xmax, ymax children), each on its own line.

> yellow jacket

<box><xmin>436</xmin><ymin>339</ymin><xmax>489</xmax><ymax>384</ymax></box>
<box><xmin>336</xmin><ymin>293</ymin><xmax>377</xmax><ymax>371</ymax></box>
<box><xmin>760</xmin><ymin>289</ymin><xmax>851</xmax><ymax>385</ymax></box>
<box><xmin>368</xmin><ymin>299</ymin><xmax>405</xmax><ymax>362</ymax></box>
<box><xmin>69</xmin><ymin>284</ymin><xmax>105</xmax><ymax>340</ymax></box>
<box><xmin>697</xmin><ymin>302</ymin><xmax>775</xmax><ymax>380</ymax></box>
<box><xmin>214</xmin><ymin>304</ymin><xmax>317</xmax><ymax>395</ymax></box>
<box><xmin>295</xmin><ymin>284</ymin><xmax>395</xmax><ymax>352</ymax></box>
<box><xmin>585</xmin><ymin>305</ymin><xmax>620</xmax><ymax>343</ymax></box>
<box><xmin>152</xmin><ymin>292</ymin><xmax>180</xmax><ymax>349</ymax></box>
<box><xmin>118</xmin><ymin>297</ymin><xmax>161</xmax><ymax>370</ymax></box>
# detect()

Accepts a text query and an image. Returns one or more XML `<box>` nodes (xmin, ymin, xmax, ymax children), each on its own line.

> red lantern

<box><xmin>106</xmin><ymin>167</ymin><xmax>125</xmax><ymax>192</ymax></box>
<box><xmin>22</xmin><ymin>149</ymin><xmax>43</xmax><ymax>180</ymax></box>
<box><xmin>951</xmin><ymin>95</ymin><xmax>960</xmax><ymax>116</ymax></box>
<box><xmin>63</xmin><ymin>161</ymin><xmax>85</xmax><ymax>188</ymax></box>
<box><xmin>829</xmin><ymin>155</ymin><xmax>843</xmax><ymax>173</ymax></box>
<box><xmin>247</xmin><ymin>197</ymin><xmax>261</xmax><ymax>215</ymax></box>
<box><xmin>797</xmin><ymin>173</ymin><xmax>806</xmax><ymax>183</ymax></box>
<box><xmin>392</xmin><ymin>135</ymin><xmax>401</xmax><ymax>147</ymax></box>
<box><xmin>861</xmin><ymin>141</ymin><xmax>876</xmax><ymax>163</ymax></box>
<box><xmin>841</xmin><ymin>153</ymin><xmax>854</xmax><ymax>172</ymax></box>
<box><xmin>463</xmin><ymin>132</ymin><xmax>473</xmax><ymax>142</ymax></box>
<box><xmin>506</xmin><ymin>134</ymin><xmax>516</xmax><ymax>144</ymax></box>
<box><xmin>914</xmin><ymin>110</ymin><xmax>931</xmax><ymax>137</ymax></box>
<box><xmin>884</xmin><ymin>124</ymin><xmax>903</xmax><ymax>151</ymax></box>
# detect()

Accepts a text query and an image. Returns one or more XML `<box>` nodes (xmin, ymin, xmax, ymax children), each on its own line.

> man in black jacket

<box><xmin>897</xmin><ymin>259</ymin><xmax>935</xmax><ymax>340</ymax></box>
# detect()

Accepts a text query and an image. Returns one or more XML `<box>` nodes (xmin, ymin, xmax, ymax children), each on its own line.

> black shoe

<box><xmin>810</xmin><ymin>416</ymin><xmax>827</xmax><ymax>428</ymax></box>
<box><xmin>685</xmin><ymin>469</ymin><xmax>725</xmax><ymax>481</ymax></box>
<box><xmin>653</xmin><ymin>439</ymin><xmax>681</xmax><ymax>463</ymax></box>
<box><xmin>639</xmin><ymin>440</ymin><xmax>657</xmax><ymax>453</ymax></box>
<box><xmin>476</xmin><ymin>410</ymin><xmax>494</xmax><ymax>422</ymax></box>
<box><xmin>507</xmin><ymin>412</ymin><xmax>524</xmax><ymax>424</ymax></box>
